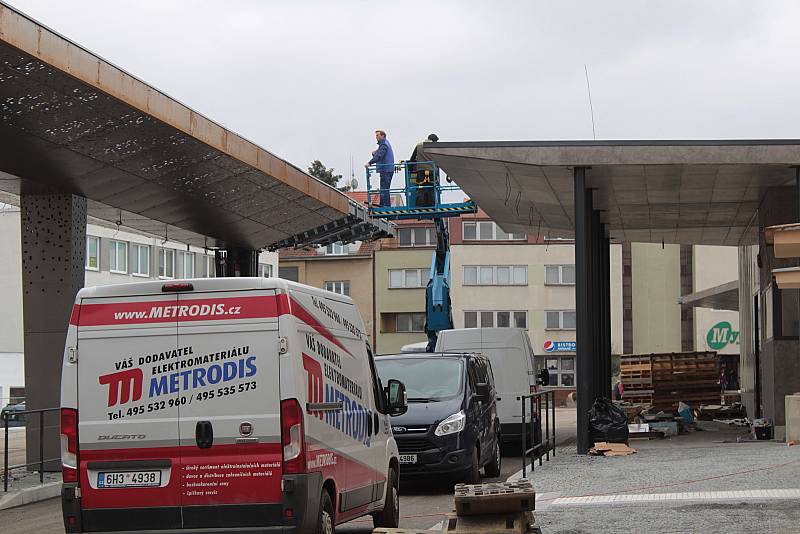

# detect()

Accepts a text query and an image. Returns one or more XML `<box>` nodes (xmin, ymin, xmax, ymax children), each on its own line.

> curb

<box><xmin>0</xmin><ymin>481</ymin><xmax>61</xmax><ymax>510</ymax></box>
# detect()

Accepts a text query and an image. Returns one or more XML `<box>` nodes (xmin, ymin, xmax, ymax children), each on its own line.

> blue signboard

<box><xmin>543</xmin><ymin>340</ymin><xmax>576</xmax><ymax>353</ymax></box>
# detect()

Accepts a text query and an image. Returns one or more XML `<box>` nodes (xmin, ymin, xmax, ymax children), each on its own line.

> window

<box><xmin>158</xmin><ymin>248</ymin><xmax>175</xmax><ymax>279</ymax></box>
<box><xmin>176</xmin><ymin>251</ymin><xmax>194</xmax><ymax>278</ymax></box>
<box><xmin>545</xmin><ymin>265</ymin><xmax>576</xmax><ymax>285</ymax></box>
<box><xmin>389</xmin><ymin>268</ymin><xmax>428</xmax><ymax>288</ymax></box>
<box><xmin>545</xmin><ymin>310</ymin><xmax>577</xmax><ymax>330</ymax></box>
<box><xmin>395</xmin><ymin>312</ymin><xmax>426</xmax><ymax>332</ymax></box>
<box><xmin>132</xmin><ymin>244</ymin><xmax>150</xmax><ymax>277</ymax></box>
<box><xmin>325</xmin><ymin>242</ymin><xmax>349</xmax><ymax>255</ymax></box>
<box><xmin>204</xmin><ymin>255</ymin><xmax>216</xmax><ymax>278</ymax></box>
<box><xmin>259</xmin><ymin>263</ymin><xmax>273</xmax><ymax>278</ymax></box>
<box><xmin>464</xmin><ymin>310</ymin><xmax>527</xmax><ymax>329</ymax></box>
<box><xmin>86</xmin><ymin>236</ymin><xmax>99</xmax><ymax>270</ymax></box>
<box><xmin>463</xmin><ymin>265</ymin><xmax>527</xmax><ymax>286</ymax></box>
<box><xmin>544</xmin><ymin>356</ymin><xmax>575</xmax><ymax>387</ymax></box>
<box><xmin>462</xmin><ymin>221</ymin><xmax>526</xmax><ymax>241</ymax></box>
<box><xmin>279</xmin><ymin>266</ymin><xmax>299</xmax><ymax>282</ymax></box>
<box><xmin>398</xmin><ymin>227</ymin><xmax>435</xmax><ymax>247</ymax></box>
<box><xmin>107</xmin><ymin>240</ymin><xmax>127</xmax><ymax>273</ymax></box>
<box><xmin>325</xmin><ymin>281</ymin><xmax>350</xmax><ymax>296</ymax></box>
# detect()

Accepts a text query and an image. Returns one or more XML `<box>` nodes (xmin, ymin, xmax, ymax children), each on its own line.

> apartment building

<box><xmin>450</xmin><ymin>210</ymin><xmax>623</xmax><ymax>399</ymax></box>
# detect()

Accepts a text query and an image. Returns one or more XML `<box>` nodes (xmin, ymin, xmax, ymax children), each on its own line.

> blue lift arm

<box><xmin>425</xmin><ymin>218</ymin><xmax>453</xmax><ymax>351</ymax></box>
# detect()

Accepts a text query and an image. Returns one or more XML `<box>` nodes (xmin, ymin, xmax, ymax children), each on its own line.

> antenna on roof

<box><xmin>584</xmin><ymin>64</ymin><xmax>597</xmax><ymax>140</ymax></box>
<box><xmin>349</xmin><ymin>153</ymin><xmax>358</xmax><ymax>190</ymax></box>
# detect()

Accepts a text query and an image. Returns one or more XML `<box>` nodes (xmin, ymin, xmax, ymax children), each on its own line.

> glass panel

<box><xmin>165</xmin><ymin>250</ymin><xmax>174</xmax><ymax>278</ymax></box>
<box><xmin>545</xmin><ymin>311</ymin><xmax>560</xmax><ymax>329</ymax></box>
<box><xmin>561</xmin><ymin>373</ymin><xmax>575</xmax><ymax>386</ymax></box>
<box><xmin>511</xmin><ymin>233</ymin><xmax>527</xmax><ymax>240</ymax></box>
<box><xmin>463</xmin><ymin>266</ymin><xmax>477</xmax><ymax>285</ymax></box>
<box><xmin>389</xmin><ymin>270</ymin><xmax>403</xmax><ymax>288</ymax></box>
<box><xmin>412</xmin><ymin>313</ymin><xmax>425</xmax><ymax>332</ymax></box>
<box><xmin>514</xmin><ymin>311</ymin><xmax>527</xmax><ymax>328</ymax></box>
<box><xmin>207</xmin><ymin>256</ymin><xmax>215</xmax><ymax>278</ymax></box>
<box><xmin>119</xmin><ymin>243</ymin><xmax>127</xmax><ymax>272</ymax></box>
<box><xmin>397</xmin><ymin>314</ymin><xmax>412</xmax><ymax>332</ymax></box>
<box><xmin>546</xmin><ymin>358</ymin><xmax>559</xmax><ymax>370</ymax></box>
<box><xmin>480</xmin><ymin>311</ymin><xmax>494</xmax><ymax>327</ymax></box>
<box><xmin>158</xmin><ymin>249</ymin><xmax>165</xmax><ymax>277</ymax></box>
<box><xmin>405</xmin><ymin>269</ymin><xmax>419</xmax><ymax>288</ymax></box>
<box><xmin>479</xmin><ymin>266</ymin><xmax>493</xmax><ymax>284</ymax></box>
<box><xmin>495</xmin><ymin>226</ymin><xmax>510</xmax><ymax>240</ymax></box>
<box><xmin>781</xmin><ymin>288</ymin><xmax>800</xmax><ymax>337</ymax></box>
<box><xmin>496</xmin><ymin>266</ymin><xmax>510</xmax><ymax>285</ymax></box>
<box><xmin>478</xmin><ymin>222</ymin><xmax>494</xmax><ymax>240</ymax></box>
<box><xmin>109</xmin><ymin>242</ymin><xmax>118</xmax><ymax>271</ymax></box>
<box><xmin>497</xmin><ymin>311</ymin><xmax>510</xmax><ymax>327</ymax></box>
<box><xmin>279</xmin><ymin>266</ymin><xmax>299</xmax><ymax>282</ymax></box>
<box><xmin>175</xmin><ymin>252</ymin><xmax>184</xmax><ymax>278</ymax></box>
<box><xmin>545</xmin><ymin>265</ymin><xmax>560</xmax><ymax>284</ymax></box>
<box><xmin>463</xmin><ymin>222</ymin><xmax>476</xmax><ymax>240</ymax></box>
<box><xmin>342</xmin><ymin>281</ymin><xmax>350</xmax><ymax>296</ymax></box>
<box><xmin>548</xmin><ymin>372</ymin><xmax>558</xmax><ymax>385</ymax></box>
<box><xmin>562</xmin><ymin>357</ymin><xmax>575</xmax><ymax>371</ymax></box>
<box><xmin>185</xmin><ymin>253</ymin><xmax>194</xmax><ymax>278</ymax></box>
<box><xmin>414</xmin><ymin>228</ymin><xmax>428</xmax><ymax>246</ymax></box>
<box><xmin>464</xmin><ymin>311</ymin><xmax>477</xmax><ymax>328</ymax></box>
<box><xmin>562</xmin><ymin>265</ymin><xmax>576</xmax><ymax>284</ymax></box>
<box><xmin>399</xmin><ymin>228</ymin><xmax>412</xmax><ymax>246</ymax></box>
<box><xmin>86</xmin><ymin>237</ymin><xmax>98</xmax><ymax>269</ymax></box>
<box><xmin>513</xmin><ymin>266</ymin><xmax>527</xmax><ymax>285</ymax></box>
<box><xmin>563</xmin><ymin>311</ymin><xmax>576</xmax><ymax>329</ymax></box>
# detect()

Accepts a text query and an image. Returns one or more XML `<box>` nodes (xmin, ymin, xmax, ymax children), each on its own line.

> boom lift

<box><xmin>366</xmin><ymin>160</ymin><xmax>477</xmax><ymax>350</ymax></box>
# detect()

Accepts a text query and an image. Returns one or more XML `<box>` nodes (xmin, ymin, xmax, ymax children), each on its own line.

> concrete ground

<box><xmin>527</xmin><ymin>424</ymin><xmax>800</xmax><ymax>534</ymax></box>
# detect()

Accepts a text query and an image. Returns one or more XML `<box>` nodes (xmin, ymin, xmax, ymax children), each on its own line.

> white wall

<box><xmin>0</xmin><ymin>352</ymin><xmax>23</xmax><ymax>406</ymax></box>
<box><xmin>0</xmin><ymin>208</ymin><xmax>23</xmax><ymax>354</ymax></box>
<box><xmin>693</xmin><ymin>245</ymin><xmax>740</xmax><ymax>355</ymax></box>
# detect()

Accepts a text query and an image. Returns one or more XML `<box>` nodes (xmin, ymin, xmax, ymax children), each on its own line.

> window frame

<box><xmin>542</xmin><ymin>355</ymin><xmax>576</xmax><ymax>387</ymax></box>
<box><xmin>324</xmin><ymin>280</ymin><xmax>350</xmax><ymax>296</ymax></box>
<box><xmin>108</xmin><ymin>239</ymin><xmax>128</xmax><ymax>274</ymax></box>
<box><xmin>545</xmin><ymin>310</ymin><xmax>577</xmax><ymax>330</ymax></box>
<box><xmin>462</xmin><ymin>221</ymin><xmax>527</xmax><ymax>241</ymax></box>
<box><xmin>259</xmin><ymin>263</ymin><xmax>273</xmax><ymax>278</ymax></box>
<box><xmin>158</xmin><ymin>248</ymin><xmax>175</xmax><ymax>279</ymax></box>
<box><xmin>85</xmin><ymin>236</ymin><xmax>100</xmax><ymax>271</ymax></box>
<box><xmin>395</xmin><ymin>312</ymin><xmax>426</xmax><ymax>332</ymax></box>
<box><xmin>204</xmin><ymin>255</ymin><xmax>216</xmax><ymax>278</ymax></box>
<box><xmin>176</xmin><ymin>250</ymin><xmax>194</xmax><ymax>279</ymax></box>
<box><xmin>398</xmin><ymin>227</ymin><xmax>434</xmax><ymax>247</ymax></box>
<box><xmin>388</xmin><ymin>268</ymin><xmax>429</xmax><ymax>288</ymax></box>
<box><xmin>463</xmin><ymin>265</ymin><xmax>528</xmax><ymax>286</ymax></box>
<box><xmin>324</xmin><ymin>242</ymin><xmax>350</xmax><ymax>255</ymax></box>
<box><xmin>463</xmin><ymin>310</ymin><xmax>528</xmax><ymax>329</ymax></box>
<box><xmin>131</xmin><ymin>243</ymin><xmax>150</xmax><ymax>277</ymax></box>
<box><xmin>545</xmin><ymin>264</ymin><xmax>576</xmax><ymax>286</ymax></box>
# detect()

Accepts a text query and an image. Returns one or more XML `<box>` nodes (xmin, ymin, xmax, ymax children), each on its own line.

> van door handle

<box><xmin>196</xmin><ymin>421</ymin><xmax>213</xmax><ymax>449</ymax></box>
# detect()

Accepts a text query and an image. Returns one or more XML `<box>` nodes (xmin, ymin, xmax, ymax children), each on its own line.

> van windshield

<box><xmin>376</xmin><ymin>357</ymin><xmax>464</xmax><ymax>402</ymax></box>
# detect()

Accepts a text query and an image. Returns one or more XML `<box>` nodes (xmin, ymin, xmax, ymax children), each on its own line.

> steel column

<box><xmin>574</xmin><ymin>167</ymin><xmax>593</xmax><ymax>454</ymax></box>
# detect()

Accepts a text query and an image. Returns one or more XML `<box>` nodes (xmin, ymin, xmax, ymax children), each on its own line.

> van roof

<box><xmin>75</xmin><ymin>277</ymin><xmax>353</xmax><ymax>302</ymax></box>
<box><xmin>436</xmin><ymin>328</ymin><xmax>528</xmax><ymax>345</ymax></box>
<box><xmin>376</xmin><ymin>352</ymin><xmax>484</xmax><ymax>360</ymax></box>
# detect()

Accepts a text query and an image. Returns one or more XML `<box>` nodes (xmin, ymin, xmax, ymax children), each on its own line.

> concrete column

<box><xmin>20</xmin><ymin>192</ymin><xmax>86</xmax><ymax>470</ymax></box>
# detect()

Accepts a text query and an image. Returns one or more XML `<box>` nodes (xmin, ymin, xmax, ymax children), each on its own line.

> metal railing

<box><xmin>2</xmin><ymin>406</ymin><xmax>61</xmax><ymax>492</ymax></box>
<box><xmin>517</xmin><ymin>389</ymin><xmax>556</xmax><ymax>478</ymax></box>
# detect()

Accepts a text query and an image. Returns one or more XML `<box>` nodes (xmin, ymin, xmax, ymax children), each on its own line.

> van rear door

<box><xmin>76</xmin><ymin>294</ymin><xmax>181</xmax><ymax>531</ymax></box>
<box><xmin>175</xmin><ymin>290</ymin><xmax>283</xmax><ymax>529</ymax></box>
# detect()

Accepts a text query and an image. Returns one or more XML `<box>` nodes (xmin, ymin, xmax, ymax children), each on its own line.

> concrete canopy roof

<box><xmin>422</xmin><ymin>140</ymin><xmax>800</xmax><ymax>246</ymax></box>
<box><xmin>0</xmin><ymin>3</ymin><xmax>378</xmax><ymax>250</ymax></box>
<box><xmin>678</xmin><ymin>280</ymin><xmax>739</xmax><ymax>311</ymax></box>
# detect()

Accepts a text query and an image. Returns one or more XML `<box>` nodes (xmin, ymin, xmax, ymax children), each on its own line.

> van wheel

<box><xmin>372</xmin><ymin>468</ymin><xmax>399</xmax><ymax>528</ymax></box>
<box><xmin>484</xmin><ymin>434</ymin><xmax>502</xmax><ymax>478</ymax></box>
<box><xmin>465</xmin><ymin>446</ymin><xmax>481</xmax><ymax>484</ymax></box>
<box><xmin>316</xmin><ymin>490</ymin><xmax>335</xmax><ymax>534</ymax></box>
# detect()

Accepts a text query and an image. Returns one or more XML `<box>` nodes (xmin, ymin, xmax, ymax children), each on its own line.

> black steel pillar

<box><xmin>600</xmin><ymin>227</ymin><xmax>612</xmax><ymax>397</ymax></box>
<box><xmin>220</xmin><ymin>248</ymin><xmax>259</xmax><ymax>277</ymax></box>
<box><xmin>20</xmin><ymin>192</ymin><xmax>87</xmax><ymax>470</ymax></box>
<box><xmin>575</xmin><ymin>167</ymin><xmax>593</xmax><ymax>454</ymax></box>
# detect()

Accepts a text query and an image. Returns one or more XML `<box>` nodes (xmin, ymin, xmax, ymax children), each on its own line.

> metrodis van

<box><xmin>60</xmin><ymin>277</ymin><xmax>407</xmax><ymax>534</ymax></box>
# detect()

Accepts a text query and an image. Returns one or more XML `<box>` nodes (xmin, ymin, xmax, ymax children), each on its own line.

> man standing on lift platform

<box><xmin>410</xmin><ymin>133</ymin><xmax>439</xmax><ymax>207</ymax></box>
<box><xmin>365</xmin><ymin>130</ymin><xmax>395</xmax><ymax>207</ymax></box>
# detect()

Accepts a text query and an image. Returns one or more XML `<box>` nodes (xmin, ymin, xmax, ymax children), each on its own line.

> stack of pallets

<box><xmin>621</xmin><ymin>352</ymin><xmax>720</xmax><ymax>411</ymax></box>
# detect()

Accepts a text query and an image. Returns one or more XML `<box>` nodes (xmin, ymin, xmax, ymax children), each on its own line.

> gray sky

<box><xmin>8</xmin><ymin>1</ymin><xmax>800</xmax><ymax>191</ymax></box>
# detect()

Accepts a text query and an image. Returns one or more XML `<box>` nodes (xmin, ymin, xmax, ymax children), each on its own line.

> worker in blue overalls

<box><xmin>365</xmin><ymin>130</ymin><xmax>395</xmax><ymax>207</ymax></box>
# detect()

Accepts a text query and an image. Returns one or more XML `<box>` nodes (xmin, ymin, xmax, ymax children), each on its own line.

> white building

<box><xmin>0</xmin><ymin>206</ymin><xmax>278</xmax><ymax>406</ymax></box>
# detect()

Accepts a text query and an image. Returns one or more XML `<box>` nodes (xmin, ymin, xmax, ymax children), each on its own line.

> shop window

<box><xmin>545</xmin><ymin>356</ymin><xmax>576</xmax><ymax>387</ymax></box>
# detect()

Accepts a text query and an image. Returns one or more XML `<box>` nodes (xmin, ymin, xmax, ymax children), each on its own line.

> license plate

<box><xmin>98</xmin><ymin>470</ymin><xmax>161</xmax><ymax>488</ymax></box>
<box><xmin>399</xmin><ymin>454</ymin><xmax>417</xmax><ymax>464</ymax></box>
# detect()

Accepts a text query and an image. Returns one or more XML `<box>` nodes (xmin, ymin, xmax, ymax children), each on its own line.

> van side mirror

<box><xmin>538</xmin><ymin>368</ymin><xmax>550</xmax><ymax>386</ymax></box>
<box><xmin>385</xmin><ymin>379</ymin><xmax>408</xmax><ymax>416</ymax></box>
<box><xmin>475</xmin><ymin>382</ymin><xmax>491</xmax><ymax>402</ymax></box>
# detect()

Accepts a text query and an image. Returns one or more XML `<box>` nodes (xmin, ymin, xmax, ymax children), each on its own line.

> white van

<box><xmin>435</xmin><ymin>328</ymin><xmax>536</xmax><ymax>443</ymax></box>
<box><xmin>60</xmin><ymin>277</ymin><xmax>407</xmax><ymax>534</ymax></box>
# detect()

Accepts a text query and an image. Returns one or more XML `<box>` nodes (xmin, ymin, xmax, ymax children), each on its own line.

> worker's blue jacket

<box><xmin>369</xmin><ymin>138</ymin><xmax>395</xmax><ymax>174</ymax></box>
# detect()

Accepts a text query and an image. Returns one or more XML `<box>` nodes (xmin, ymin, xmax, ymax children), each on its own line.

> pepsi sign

<box><xmin>543</xmin><ymin>340</ymin><xmax>576</xmax><ymax>353</ymax></box>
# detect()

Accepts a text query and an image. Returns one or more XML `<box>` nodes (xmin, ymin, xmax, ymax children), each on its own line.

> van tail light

<box><xmin>280</xmin><ymin>399</ymin><xmax>306</xmax><ymax>474</ymax></box>
<box><xmin>60</xmin><ymin>408</ymin><xmax>79</xmax><ymax>483</ymax></box>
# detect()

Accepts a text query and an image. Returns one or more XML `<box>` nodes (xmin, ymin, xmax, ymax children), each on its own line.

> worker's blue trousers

<box><xmin>380</xmin><ymin>173</ymin><xmax>393</xmax><ymax>207</ymax></box>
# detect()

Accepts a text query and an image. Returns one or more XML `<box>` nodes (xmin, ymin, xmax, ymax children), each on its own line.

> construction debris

<box><xmin>589</xmin><ymin>441</ymin><xmax>637</xmax><ymax>456</ymax></box>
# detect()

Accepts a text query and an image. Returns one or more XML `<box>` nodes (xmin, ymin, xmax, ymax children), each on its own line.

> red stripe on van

<box><xmin>277</xmin><ymin>294</ymin><xmax>353</xmax><ymax>357</ymax></box>
<box><xmin>76</xmin><ymin>295</ymin><xmax>279</xmax><ymax>326</ymax></box>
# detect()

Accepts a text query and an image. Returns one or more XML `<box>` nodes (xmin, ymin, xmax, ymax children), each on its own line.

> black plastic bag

<box><xmin>588</xmin><ymin>397</ymin><xmax>629</xmax><ymax>444</ymax></box>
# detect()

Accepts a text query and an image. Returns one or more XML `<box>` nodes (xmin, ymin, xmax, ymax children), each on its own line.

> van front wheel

<box><xmin>372</xmin><ymin>468</ymin><xmax>399</xmax><ymax>529</ymax></box>
<box><xmin>316</xmin><ymin>490</ymin><xmax>335</xmax><ymax>534</ymax></box>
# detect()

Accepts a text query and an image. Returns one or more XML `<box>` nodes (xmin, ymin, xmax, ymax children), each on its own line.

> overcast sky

<box><xmin>7</xmin><ymin>1</ymin><xmax>800</xmax><ymax>191</ymax></box>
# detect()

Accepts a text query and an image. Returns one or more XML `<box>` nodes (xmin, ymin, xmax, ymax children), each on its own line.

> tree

<box><xmin>308</xmin><ymin>160</ymin><xmax>350</xmax><ymax>192</ymax></box>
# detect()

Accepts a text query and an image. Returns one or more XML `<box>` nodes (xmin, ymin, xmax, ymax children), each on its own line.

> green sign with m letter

<box><xmin>707</xmin><ymin>321</ymin><xmax>740</xmax><ymax>350</ymax></box>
